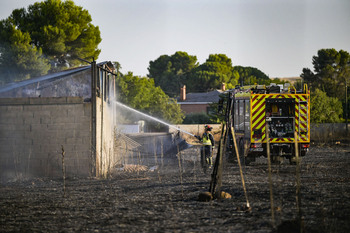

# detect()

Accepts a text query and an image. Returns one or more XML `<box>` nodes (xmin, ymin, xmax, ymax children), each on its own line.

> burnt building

<box><xmin>0</xmin><ymin>61</ymin><xmax>118</xmax><ymax>180</ymax></box>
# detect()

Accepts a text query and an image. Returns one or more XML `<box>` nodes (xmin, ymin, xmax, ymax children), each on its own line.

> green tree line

<box><xmin>301</xmin><ymin>48</ymin><xmax>350</xmax><ymax>123</ymax></box>
<box><xmin>148</xmin><ymin>51</ymin><xmax>285</xmax><ymax>97</ymax></box>
<box><xmin>0</xmin><ymin>0</ymin><xmax>101</xmax><ymax>85</ymax></box>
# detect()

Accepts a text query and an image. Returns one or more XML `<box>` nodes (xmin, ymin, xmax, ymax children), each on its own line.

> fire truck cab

<box><xmin>228</xmin><ymin>83</ymin><xmax>310</xmax><ymax>165</ymax></box>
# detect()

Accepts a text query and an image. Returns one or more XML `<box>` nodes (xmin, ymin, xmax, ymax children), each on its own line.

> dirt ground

<box><xmin>1</xmin><ymin>143</ymin><xmax>350</xmax><ymax>233</ymax></box>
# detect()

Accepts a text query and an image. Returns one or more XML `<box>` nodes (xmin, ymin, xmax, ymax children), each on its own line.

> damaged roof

<box><xmin>0</xmin><ymin>65</ymin><xmax>90</xmax><ymax>95</ymax></box>
<box><xmin>0</xmin><ymin>62</ymin><xmax>113</xmax><ymax>99</ymax></box>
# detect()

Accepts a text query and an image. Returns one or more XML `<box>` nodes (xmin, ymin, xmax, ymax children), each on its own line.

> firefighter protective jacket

<box><xmin>202</xmin><ymin>132</ymin><xmax>214</xmax><ymax>147</ymax></box>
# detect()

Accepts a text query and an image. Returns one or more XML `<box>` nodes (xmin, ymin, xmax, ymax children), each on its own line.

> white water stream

<box><xmin>114</xmin><ymin>101</ymin><xmax>195</xmax><ymax>137</ymax></box>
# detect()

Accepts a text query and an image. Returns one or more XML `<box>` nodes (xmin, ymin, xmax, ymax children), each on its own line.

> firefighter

<box><xmin>196</xmin><ymin>125</ymin><xmax>215</xmax><ymax>167</ymax></box>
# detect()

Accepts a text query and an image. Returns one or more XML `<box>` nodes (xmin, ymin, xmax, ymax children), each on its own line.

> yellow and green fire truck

<box><xmin>227</xmin><ymin>83</ymin><xmax>310</xmax><ymax>164</ymax></box>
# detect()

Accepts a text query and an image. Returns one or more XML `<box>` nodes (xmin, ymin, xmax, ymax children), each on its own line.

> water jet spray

<box><xmin>114</xmin><ymin>101</ymin><xmax>195</xmax><ymax>137</ymax></box>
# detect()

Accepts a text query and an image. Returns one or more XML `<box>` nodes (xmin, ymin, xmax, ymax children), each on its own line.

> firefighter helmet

<box><xmin>205</xmin><ymin>125</ymin><xmax>212</xmax><ymax>131</ymax></box>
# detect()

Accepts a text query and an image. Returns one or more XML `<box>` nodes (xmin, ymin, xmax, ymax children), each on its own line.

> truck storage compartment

<box><xmin>265</xmin><ymin>98</ymin><xmax>295</xmax><ymax>138</ymax></box>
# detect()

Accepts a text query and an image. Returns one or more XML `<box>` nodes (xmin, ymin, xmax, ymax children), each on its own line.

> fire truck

<box><xmin>224</xmin><ymin>83</ymin><xmax>310</xmax><ymax>165</ymax></box>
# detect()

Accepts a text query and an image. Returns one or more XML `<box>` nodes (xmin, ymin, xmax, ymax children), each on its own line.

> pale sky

<box><xmin>1</xmin><ymin>0</ymin><xmax>350</xmax><ymax>78</ymax></box>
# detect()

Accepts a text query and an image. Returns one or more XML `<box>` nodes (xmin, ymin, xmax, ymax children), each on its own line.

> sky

<box><xmin>1</xmin><ymin>0</ymin><xmax>350</xmax><ymax>78</ymax></box>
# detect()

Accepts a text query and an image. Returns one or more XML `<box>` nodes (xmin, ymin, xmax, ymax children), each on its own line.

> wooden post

<box><xmin>231</xmin><ymin>127</ymin><xmax>250</xmax><ymax>208</ymax></box>
<box><xmin>294</xmin><ymin>130</ymin><xmax>303</xmax><ymax>232</ymax></box>
<box><xmin>266</xmin><ymin>123</ymin><xmax>275</xmax><ymax>227</ymax></box>
<box><xmin>154</xmin><ymin>137</ymin><xmax>157</xmax><ymax>166</ymax></box>
<box><xmin>209</xmin><ymin>123</ymin><xmax>225</xmax><ymax>196</ymax></box>
<box><xmin>61</xmin><ymin>145</ymin><xmax>66</xmax><ymax>197</ymax></box>
<box><xmin>177</xmin><ymin>142</ymin><xmax>184</xmax><ymax>199</ymax></box>
<box><xmin>160</xmin><ymin>137</ymin><xmax>164</xmax><ymax>168</ymax></box>
<box><xmin>137</xmin><ymin>151</ymin><xmax>141</xmax><ymax>176</ymax></box>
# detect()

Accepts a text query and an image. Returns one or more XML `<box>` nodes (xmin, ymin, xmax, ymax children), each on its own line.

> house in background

<box><xmin>177</xmin><ymin>84</ymin><xmax>226</xmax><ymax>114</ymax></box>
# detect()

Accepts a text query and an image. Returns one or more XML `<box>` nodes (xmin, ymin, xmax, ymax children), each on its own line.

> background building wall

<box><xmin>179</xmin><ymin>104</ymin><xmax>209</xmax><ymax>114</ymax></box>
<box><xmin>310</xmin><ymin>123</ymin><xmax>349</xmax><ymax>143</ymax></box>
<box><xmin>0</xmin><ymin>97</ymin><xmax>91</xmax><ymax>180</ymax></box>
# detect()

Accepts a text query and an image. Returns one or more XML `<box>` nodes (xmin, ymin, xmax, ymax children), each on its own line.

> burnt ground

<box><xmin>1</xmin><ymin>144</ymin><xmax>350</xmax><ymax>233</ymax></box>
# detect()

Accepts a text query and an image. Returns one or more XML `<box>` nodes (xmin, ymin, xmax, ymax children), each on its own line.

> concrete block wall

<box><xmin>0</xmin><ymin>97</ymin><xmax>92</xmax><ymax>180</ymax></box>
